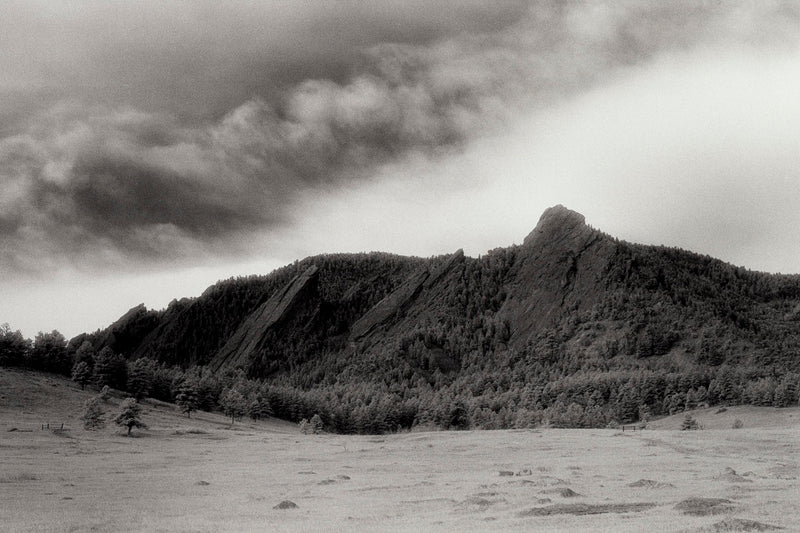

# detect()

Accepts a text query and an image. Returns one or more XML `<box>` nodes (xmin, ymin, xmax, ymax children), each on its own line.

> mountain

<box><xmin>75</xmin><ymin>205</ymin><xmax>800</xmax><ymax>431</ymax></box>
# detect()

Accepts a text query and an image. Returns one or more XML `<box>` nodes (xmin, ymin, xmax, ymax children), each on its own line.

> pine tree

<box><xmin>309</xmin><ymin>413</ymin><xmax>324</xmax><ymax>434</ymax></box>
<box><xmin>73</xmin><ymin>341</ymin><xmax>96</xmax><ymax>371</ymax></box>
<box><xmin>93</xmin><ymin>347</ymin><xmax>127</xmax><ymax>390</ymax></box>
<box><xmin>175</xmin><ymin>379</ymin><xmax>200</xmax><ymax>418</ymax></box>
<box><xmin>114</xmin><ymin>398</ymin><xmax>147</xmax><ymax>436</ymax></box>
<box><xmin>247</xmin><ymin>394</ymin><xmax>273</xmax><ymax>421</ymax></box>
<box><xmin>127</xmin><ymin>358</ymin><xmax>155</xmax><ymax>399</ymax></box>
<box><xmin>71</xmin><ymin>361</ymin><xmax>92</xmax><ymax>390</ymax></box>
<box><xmin>81</xmin><ymin>397</ymin><xmax>105</xmax><ymax>430</ymax></box>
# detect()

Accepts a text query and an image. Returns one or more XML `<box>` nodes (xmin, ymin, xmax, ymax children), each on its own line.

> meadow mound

<box><xmin>646</xmin><ymin>405</ymin><xmax>800</xmax><ymax>430</ymax></box>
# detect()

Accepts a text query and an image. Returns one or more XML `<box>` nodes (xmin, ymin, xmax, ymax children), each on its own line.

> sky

<box><xmin>2</xmin><ymin>1</ymin><xmax>800</xmax><ymax>340</ymax></box>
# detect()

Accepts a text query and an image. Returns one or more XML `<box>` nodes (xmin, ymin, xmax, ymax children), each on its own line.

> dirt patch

<box><xmin>519</xmin><ymin>502</ymin><xmax>656</xmax><ymax>516</ymax></box>
<box><xmin>674</xmin><ymin>497</ymin><xmax>735</xmax><ymax>516</ymax></box>
<box><xmin>703</xmin><ymin>518</ymin><xmax>784</xmax><ymax>531</ymax></box>
<box><xmin>540</xmin><ymin>487</ymin><xmax>582</xmax><ymax>498</ymax></box>
<box><xmin>628</xmin><ymin>479</ymin><xmax>675</xmax><ymax>488</ymax></box>
<box><xmin>460</xmin><ymin>496</ymin><xmax>502</xmax><ymax>509</ymax></box>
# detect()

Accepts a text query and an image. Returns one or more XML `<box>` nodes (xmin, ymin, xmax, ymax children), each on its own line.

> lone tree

<box><xmin>175</xmin><ymin>379</ymin><xmax>199</xmax><ymax>418</ymax></box>
<box><xmin>219</xmin><ymin>386</ymin><xmax>247</xmax><ymax>424</ymax></box>
<box><xmin>81</xmin><ymin>397</ymin><xmax>105</xmax><ymax>430</ymax></box>
<box><xmin>309</xmin><ymin>414</ymin><xmax>324</xmax><ymax>434</ymax></box>
<box><xmin>114</xmin><ymin>397</ymin><xmax>147</xmax><ymax>436</ymax></box>
<box><xmin>71</xmin><ymin>361</ymin><xmax>92</xmax><ymax>390</ymax></box>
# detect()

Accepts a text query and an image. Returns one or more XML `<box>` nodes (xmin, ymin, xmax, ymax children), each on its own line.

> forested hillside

<box><xmin>4</xmin><ymin>206</ymin><xmax>800</xmax><ymax>432</ymax></box>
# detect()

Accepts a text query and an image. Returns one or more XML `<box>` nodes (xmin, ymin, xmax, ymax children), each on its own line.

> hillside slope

<box><xmin>73</xmin><ymin>205</ymin><xmax>800</xmax><ymax>431</ymax></box>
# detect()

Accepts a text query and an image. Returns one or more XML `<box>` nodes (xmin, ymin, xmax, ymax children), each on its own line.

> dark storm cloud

<box><xmin>1</xmin><ymin>1</ymin><xmax>798</xmax><ymax>273</ymax></box>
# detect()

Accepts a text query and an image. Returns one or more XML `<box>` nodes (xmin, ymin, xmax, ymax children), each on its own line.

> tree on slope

<box><xmin>219</xmin><ymin>386</ymin><xmax>247</xmax><ymax>424</ymax></box>
<box><xmin>82</xmin><ymin>397</ymin><xmax>105</xmax><ymax>430</ymax></box>
<box><xmin>114</xmin><ymin>397</ymin><xmax>147</xmax><ymax>436</ymax></box>
<box><xmin>127</xmin><ymin>358</ymin><xmax>155</xmax><ymax>399</ymax></box>
<box><xmin>71</xmin><ymin>361</ymin><xmax>92</xmax><ymax>390</ymax></box>
<box><xmin>0</xmin><ymin>323</ymin><xmax>30</xmax><ymax>367</ymax></box>
<box><xmin>93</xmin><ymin>347</ymin><xmax>127</xmax><ymax>390</ymax></box>
<box><xmin>175</xmin><ymin>378</ymin><xmax>200</xmax><ymax>418</ymax></box>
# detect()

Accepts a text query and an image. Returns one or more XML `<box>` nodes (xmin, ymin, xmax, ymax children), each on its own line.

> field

<box><xmin>1</xmin><ymin>368</ymin><xmax>799</xmax><ymax>532</ymax></box>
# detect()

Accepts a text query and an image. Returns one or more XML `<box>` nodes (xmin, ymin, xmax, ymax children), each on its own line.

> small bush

<box><xmin>299</xmin><ymin>414</ymin><xmax>324</xmax><ymax>434</ymax></box>
<box><xmin>681</xmin><ymin>414</ymin><xmax>699</xmax><ymax>431</ymax></box>
<box><xmin>732</xmin><ymin>419</ymin><xmax>743</xmax><ymax>429</ymax></box>
<box><xmin>309</xmin><ymin>414</ymin><xmax>324</xmax><ymax>434</ymax></box>
<box><xmin>98</xmin><ymin>385</ymin><xmax>111</xmax><ymax>402</ymax></box>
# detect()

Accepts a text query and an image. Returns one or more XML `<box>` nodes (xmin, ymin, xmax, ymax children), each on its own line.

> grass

<box><xmin>2</xmin><ymin>367</ymin><xmax>800</xmax><ymax>532</ymax></box>
<box><xmin>518</xmin><ymin>502</ymin><xmax>657</xmax><ymax>516</ymax></box>
<box><xmin>674</xmin><ymin>497</ymin><xmax>735</xmax><ymax>516</ymax></box>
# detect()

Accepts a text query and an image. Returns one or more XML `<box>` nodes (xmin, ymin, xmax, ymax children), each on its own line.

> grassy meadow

<box><xmin>1</xmin><ymin>368</ymin><xmax>798</xmax><ymax>532</ymax></box>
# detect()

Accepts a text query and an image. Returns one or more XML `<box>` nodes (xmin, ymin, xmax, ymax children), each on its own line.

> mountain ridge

<box><xmin>60</xmin><ymin>204</ymin><xmax>800</xmax><ymax>431</ymax></box>
<box><xmin>82</xmin><ymin>205</ymin><xmax>800</xmax><ymax>376</ymax></box>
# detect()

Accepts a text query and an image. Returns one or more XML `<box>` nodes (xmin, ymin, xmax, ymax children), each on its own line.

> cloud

<box><xmin>1</xmin><ymin>1</ymin><xmax>799</xmax><ymax>277</ymax></box>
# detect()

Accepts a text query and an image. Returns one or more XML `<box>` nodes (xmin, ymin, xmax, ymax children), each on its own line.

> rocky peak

<box><xmin>523</xmin><ymin>205</ymin><xmax>594</xmax><ymax>252</ymax></box>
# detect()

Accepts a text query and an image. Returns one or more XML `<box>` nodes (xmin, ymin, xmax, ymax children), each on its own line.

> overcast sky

<box><xmin>2</xmin><ymin>1</ymin><xmax>800</xmax><ymax>339</ymax></box>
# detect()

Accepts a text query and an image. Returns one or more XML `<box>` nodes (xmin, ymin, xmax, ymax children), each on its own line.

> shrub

<box><xmin>732</xmin><ymin>419</ymin><xmax>743</xmax><ymax>429</ymax></box>
<box><xmin>309</xmin><ymin>414</ymin><xmax>324</xmax><ymax>434</ymax></box>
<box><xmin>681</xmin><ymin>414</ymin><xmax>699</xmax><ymax>431</ymax></box>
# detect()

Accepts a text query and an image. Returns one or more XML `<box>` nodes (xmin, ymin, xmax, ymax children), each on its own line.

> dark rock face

<box><xmin>350</xmin><ymin>250</ymin><xmax>465</xmax><ymax>342</ymax></box>
<box><xmin>501</xmin><ymin>205</ymin><xmax>615</xmax><ymax>344</ymax></box>
<box><xmin>209</xmin><ymin>266</ymin><xmax>320</xmax><ymax>371</ymax></box>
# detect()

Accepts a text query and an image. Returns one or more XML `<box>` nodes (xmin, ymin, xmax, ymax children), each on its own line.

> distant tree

<box><xmin>448</xmin><ymin>400</ymin><xmax>470</xmax><ymax>430</ymax></box>
<box><xmin>93</xmin><ymin>347</ymin><xmax>127</xmax><ymax>390</ymax></box>
<box><xmin>309</xmin><ymin>413</ymin><xmax>324</xmax><ymax>434</ymax></box>
<box><xmin>247</xmin><ymin>394</ymin><xmax>273</xmax><ymax>421</ymax></box>
<box><xmin>175</xmin><ymin>378</ymin><xmax>200</xmax><ymax>418</ymax></box>
<box><xmin>149</xmin><ymin>365</ymin><xmax>177</xmax><ymax>402</ymax></box>
<box><xmin>71</xmin><ymin>361</ymin><xmax>92</xmax><ymax>390</ymax></box>
<box><xmin>0</xmin><ymin>323</ymin><xmax>30</xmax><ymax>367</ymax></box>
<box><xmin>114</xmin><ymin>398</ymin><xmax>147</xmax><ymax>436</ymax></box>
<box><xmin>219</xmin><ymin>387</ymin><xmax>247</xmax><ymax>424</ymax></box>
<box><xmin>73</xmin><ymin>341</ymin><xmax>96</xmax><ymax>371</ymax></box>
<box><xmin>28</xmin><ymin>330</ymin><xmax>70</xmax><ymax>374</ymax></box>
<box><xmin>127</xmin><ymin>358</ymin><xmax>155</xmax><ymax>399</ymax></box>
<box><xmin>81</xmin><ymin>397</ymin><xmax>105</xmax><ymax>430</ymax></box>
